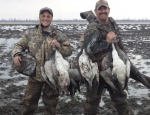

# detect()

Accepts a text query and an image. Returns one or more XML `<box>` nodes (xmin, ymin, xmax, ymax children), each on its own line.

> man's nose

<box><xmin>101</xmin><ymin>9</ymin><xmax>106</xmax><ymax>13</ymax></box>
<box><xmin>43</xmin><ymin>16</ymin><xmax>48</xmax><ymax>20</ymax></box>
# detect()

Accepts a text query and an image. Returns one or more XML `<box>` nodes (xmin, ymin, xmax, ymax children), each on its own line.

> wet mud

<box><xmin>0</xmin><ymin>24</ymin><xmax>150</xmax><ymax>115</ymax></box>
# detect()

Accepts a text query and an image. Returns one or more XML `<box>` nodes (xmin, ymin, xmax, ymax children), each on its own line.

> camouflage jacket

<box><xmin>84</xmin><ymin>17</ymin><xmax>126</xmax><ymax>62</ymax></box>
<box><xmin>12</xmin><ymin>24</ymin><xmax>73</xmax><ymax>81</ymax></box>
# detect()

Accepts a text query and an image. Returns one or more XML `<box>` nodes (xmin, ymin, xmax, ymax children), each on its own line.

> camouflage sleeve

<box><xmin>84</xmin><ymin>29</ymin><xmax>110</xmax><ymax>55</ymax></box>
<box><xmin>56</xmin><ymin>30</ymin><xmax>73</xmax><ymax>57</ymax></box>
<box><xmin>11</xmin><ymin>30</ymin><xmax>30</xmax><ymax>57</ymax></box>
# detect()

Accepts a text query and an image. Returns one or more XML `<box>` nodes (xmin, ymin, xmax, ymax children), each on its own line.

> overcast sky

<box><xmin>0</xmin><ymin>0</ymin><xmax>150</xmax><ymax>20</ymax></box>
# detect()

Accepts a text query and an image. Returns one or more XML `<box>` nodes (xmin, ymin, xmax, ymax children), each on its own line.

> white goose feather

<box><xmin>41</xmin><ymin>50</ymin><xmax>70</xmax><ymax>93</ymax></box>
<box><xmin>78</xmin><ymin>49</ymin><xmax>99</xmax><ymax>87</ymax></box>
<box><xmin>112</xmin><ymin>43</ymin><xmax>131</xmax><ymax>89</ymax></box>
<box><xmin>55</xmin><ymin>50</ymin><xmax>70</xmax><ymax>93</ymax></box>
<box><xmin>41</xmin><ymin>52</ymin><xmax>57</xmax><ymax>89</ymax></box>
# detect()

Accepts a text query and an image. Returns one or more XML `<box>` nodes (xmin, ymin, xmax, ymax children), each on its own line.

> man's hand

<box><xmin>106</xmin><ymin>32</ymin><xmax>117</xmax><ymax>43</ymax></box>
<box><xmin>13</xmin><ymin>56</ymin><xmax>22</xmax><ymax>67</ymax></box>
<box><xmin>52</xmin><ymin>39</ymin><xmax>61</xmax><ymax>48</ymax></box>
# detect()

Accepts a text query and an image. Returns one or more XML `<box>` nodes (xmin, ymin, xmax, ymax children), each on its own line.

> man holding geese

<box><xmin>12</xmin><ymin>7</ymin><xmax>73</xmax><ymax>115</ymax></box>
<box><xmin>78</xmin><ymin>0</ymin><xmax>150</xmax><ymax>115</ymax></box>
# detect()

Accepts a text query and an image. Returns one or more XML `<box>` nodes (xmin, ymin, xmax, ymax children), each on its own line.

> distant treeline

<box><xmin>0</xmin><ymin>19</ymin><xmax>150</xmax><ymax>22</ymax></box>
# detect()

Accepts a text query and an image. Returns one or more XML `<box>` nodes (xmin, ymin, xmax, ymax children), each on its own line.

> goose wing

<box><xmin>90</xmin><ymin>60</ymin><xmax>99</xmax><ymax>82</ymax></box>
<box><xmin>123</xmin><ymin>60</ymin><xmax>131</xmax><ymax>90</ymax></box>
<box><xmin>78</xmin><ymin>49</ymin><xmax>97</xmax><ymax>87</ymax></box>
<box><xmin>41</xmin><ymin>52</ymin><xmax>57</xmax><ymax>89</ymax></box>
<box><xmin>100</xmin><ymin>68</ymin><xmax>118</xmax><ymax>91</ymax></box>
<box><xmin>44</xmin><ymin>60</ymin><xmax>57</xmax><ymax>87</ymax></box>
<box><xmin>101</xmin><ymin>52</ymin><xmax>113</xmax><ymax>70</ymax></box>
<box><xmin>55</xmin><ymin>50</ymin><xmax>70</xmax><ymax>93</ymax></box>
<box><xmin>41</xmin><ymin>66</ymin><xmax>56</xmax><ymax>89</ymax></box>
<box><xmin>68</xmin><ymin>69</ymin><xmax>81</xmax><ymax>97</ymax></box>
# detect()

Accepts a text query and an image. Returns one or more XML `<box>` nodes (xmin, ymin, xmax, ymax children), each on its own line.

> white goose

<box><xmin>55</xmin><ymin>50</ymin><xmax>70</xmax><ymax>93</ymax></box>
<box><xmin>78</xmin><ymin>49</ymin><xmax>99</xmax><ymax>87</ymax></box>
<box><xmin>41</xmin><ymin>50</ymin><xmax>70</xmax><ymax>93</ymax></box>
<box><xmin>41</xmin><ymin>52</ymin><xmax>57</xmax><ymax>89</ymax></box>
<box><xmin>112</xmin><ymin>43</ymin><xmax>131</xmax><ymax>89</ymax></box>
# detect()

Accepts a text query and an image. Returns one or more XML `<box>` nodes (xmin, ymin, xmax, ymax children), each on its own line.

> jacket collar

<box><xmin>36</xmin><ymin>24</ymin><xmax>56</xmax><ymax>36</ymax></box>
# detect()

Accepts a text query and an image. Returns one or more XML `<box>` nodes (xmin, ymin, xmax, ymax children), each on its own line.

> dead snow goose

<box><xmin>112</xmin><ymin>43</ymin><xmax>130</xmax><ymax>89</ymax></box>
<box><xmin>115</xmin><ymin>43</ymin><xmax>131</xmax><ymax>90</ymax></box>
<box><xmin>41</xmin><ymin>52</ymin><xmax>57</xmax><ymax>89</ymax></box>
<box><xmin>78</xmin><ymin>49</ymin><xmax>99</xmax><ymax>87</ymax></box>
<box><xmin>55</xmin><ymin>50</ymin><xmax>70</xmax><ymax>94</ymax></box>
<box><xmin>41</xmin><ymin>50</ymin><xmax>70</xmax><ymax>93</ymax></box>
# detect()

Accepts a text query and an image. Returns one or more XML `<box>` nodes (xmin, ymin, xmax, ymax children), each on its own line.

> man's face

<box><xmin>39</xmin><ymin>11</ymin><xmax>53</xmax><ymax>28</ymax></box>
<box><xmin>95</xmin><ymin>6</ymin><xmax>110</xmax><ymax>22</ymax></box>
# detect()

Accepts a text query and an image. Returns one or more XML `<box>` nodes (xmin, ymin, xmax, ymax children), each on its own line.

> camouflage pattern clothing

<box><xmin>83</xmin><ymin>18</ymin><xmax>133</xmax><ymax>115</ymax></box>
<box><xmin>84</xmin><ymin>77</ymin><xmax>133</xmax><ymax>115</ymax></box>
<box><xmin>12</xmin><ymin>24</ymin><xmax>72</xmax><ymax>115</ymax></box>
<box><xmin>84</xmin><ymin>17</ymin><xmax>126</xmax><ymax>62</ymax></box>
<box><xmin>12</xmin><ymin>24</ymin><xmax>72</xmax><ymax>81</ymax></box>
<box><xmin>22</xmin><ymin>77</ymin><xmax>59</xmax><ymax>115</ymax></box>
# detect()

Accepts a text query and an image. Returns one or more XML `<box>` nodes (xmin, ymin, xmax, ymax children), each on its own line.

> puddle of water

<box><xmin>128</xmin><ymin>85</ymin><xmax>150</xmax><ymax>98</ymax></box>
<box><xmin>13</xmin><ymin>80</ymin><xmax>28</xmax><ymax>86</ymax></box>
<box><xmin>0</xmin><ymin>38</ymin><xmax>19</xmax><ymax>53</ymax></box>
<box><xmin>76</xmin><ymin>93</ymin><xmax>86</xmax><ymax>100</ymax></box>
<box><xmin>65</xmin><ymin>98</ymin><xmax>71</xmax><ymax>103</ymax></box>
<box><xmin>0</xmin><ymin>26</ymin><xmax>150</xmax><ymax>109</ymax></box>
<box><xmin>0</xmin><ymin>70</ymin><xmax>12</xmax><ymax>79</ymax></box>
<box><xmin>137</xmin><ymin>100</ymin><xmax>142</xmax><ymax>105</ymax></box>
<box><xmin>129</xmin><ymin>54</ymin><xmax>150</xmax><ymax>76</ymax></box>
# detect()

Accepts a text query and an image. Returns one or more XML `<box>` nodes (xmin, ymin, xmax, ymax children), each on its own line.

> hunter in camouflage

<box><xmin>12</xmin><ymin>7</ymin><xmax>72</xmax><ymax>115</ymax></box>
<box><xmin>80</xmin><ymin>0</ymin><xmax>133</xmax><ymax>115</ymax></box>
<box><xmin>12</xmin><ymin>25</ymin><xmax>72</xmax><ymax>81</ymax></box>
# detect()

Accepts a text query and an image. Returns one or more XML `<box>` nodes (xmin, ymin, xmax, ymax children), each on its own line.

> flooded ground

<box><xmin>0</xmin><ymin>24</ymin><xmax>150</xmax><ymax>115</ymax></box>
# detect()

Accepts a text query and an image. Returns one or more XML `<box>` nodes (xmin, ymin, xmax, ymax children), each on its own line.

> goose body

<box><xmin>115</xmin><ymin>44</ymin><xmax>131</xmax><ymax>79</ymax></box>
<box><xmin>55</xmin><ymin>50</ymin><xmax>70</xmax><ymax>93</ymax></box>
<box><xmin>78</xmin><ymin>49</ymin><xmax>99</xmax><ymax>87</ymax></box>
<box><xmin>41</xmin><ymin>52</ymin><xmax>57</xmax><ymax>89</ymax></box>
<box><xmin>112</xmin><ymin>43</ymin><xmax>130</xmax><ymax>89</ymax></box>
<box><xmin>41</xmin><ymin>50</ymin><xmax>70</xmax><ymax>93</ymax></box>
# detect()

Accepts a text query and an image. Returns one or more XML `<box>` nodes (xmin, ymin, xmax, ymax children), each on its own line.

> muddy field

<box><xmin>0</xmin><ymin>24</ymin><xmax>150</xmax><ymax>115</ymax></box>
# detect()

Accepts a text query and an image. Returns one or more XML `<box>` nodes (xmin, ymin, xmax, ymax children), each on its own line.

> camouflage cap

<box><xmin>39</xmin><ymin>7</ymin><xmax>53</xmax><ymax>17</ymax></box>
<box><xmin>95</xmin><ymin>0</ymin><xmax>109</xmax><ymax>9</ymax></box>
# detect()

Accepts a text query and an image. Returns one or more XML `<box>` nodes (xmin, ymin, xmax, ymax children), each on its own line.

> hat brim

<box><xmin>97</xmin><ymin>4</ymin><xmax>109</xmax><ymax>9</ymax></box>
<box><xmin>40</xmin><ymin>10</ymin><xmax>52</xmax><ymax>15</ymax></box>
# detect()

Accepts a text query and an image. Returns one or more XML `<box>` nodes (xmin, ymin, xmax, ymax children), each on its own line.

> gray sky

<box><xmin>0</xmin><ymin>0</ymin><xmax>150</xmax><ymax>20</ymax></box>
